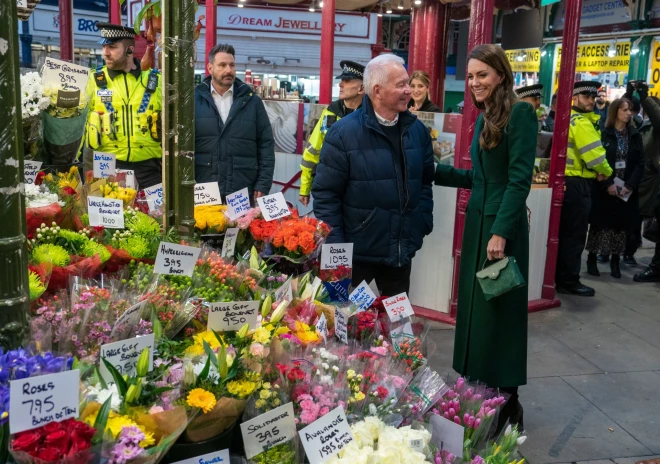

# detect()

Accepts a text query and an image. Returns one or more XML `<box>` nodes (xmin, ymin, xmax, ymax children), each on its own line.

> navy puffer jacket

<box><xmin>194</xmin><ymin>76</ymin><xmax>275</xmax><ymax>197</ymax></box>
<box><xmin>312</xmin><ymin>96</ymin><xmax>434</xmax><ymax>267</ymax></box>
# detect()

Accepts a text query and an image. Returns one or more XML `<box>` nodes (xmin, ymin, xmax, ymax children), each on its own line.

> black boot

<box><xmin>610</xmin><ymin>254</ymin><xmax>622</xmax><ymax>279</ymax></box>
<box><xmin>587</xmin><ymin>253</ymin><xmax>600</xmax><ymax>276</ymax></box>
<box><xmin>495</xmin><ymin>388</ymin><xmax>524</xmax><ymax>435</ymax></box>
<box><xmin>634</xmin><ymin>267</ymin><xmax>660</xmax><ymax>282</ymax></box>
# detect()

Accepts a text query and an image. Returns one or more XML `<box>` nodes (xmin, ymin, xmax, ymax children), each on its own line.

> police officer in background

<box><xmin>516</xmin><ymin>84</ymin><xmax>543</xmax><ymax>111</ymax></box>
<box><xmin>556</xmin><ymin>81</ymin><xmax>614</xmax><ymax>297</ymax></box>
<box><xmin>299</xmin><ymin>60</ymin><xmax>365</xmax><ymax>207</ymax></box>
<box><xmin>86</xmin><ymin>23</ymin><xmax>163</xmax><ymax>189</ymax></box>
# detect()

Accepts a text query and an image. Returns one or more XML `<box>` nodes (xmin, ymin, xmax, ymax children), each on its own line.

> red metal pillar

<box><xmin>433</xmin><ymin>2</ymin><xmax>450</xmax><ymax>110</ymax></box>
<box><xmin>539</xmin><ymin>0</ymin><xmax>583</xmax><ymax>305</ymax></box>
<box><xmin>205</xmin><ymin>0</ymin><xmax>217</xmax><ymax>75</ymax></box>
<box><xmin>59</xmin><ymin>0</ymin><xmax>74</xmax><ymax>61</ymax></box>
<box><xmin>449</xmin><ymin>0</ymin><xmax>494</xmax><ymax>318</ymax></box>
<box><xmin>413</xmin><ymin>5</ymin><xmax>427</xmax><ymax>74</ymax></box>
<box><xmin>408</xmin><ymin>7</ymin><xmax>418</xmax><ymax>71</ymax></box>
<box><xmin>319</xmin><ymin>0</ymin><xmax>336</xmax><ymax>105</ymax></box>
<box><xmin>109</xmin><ymin>0</ymin><xmax>121</xmax><ymax>24</ymax></box>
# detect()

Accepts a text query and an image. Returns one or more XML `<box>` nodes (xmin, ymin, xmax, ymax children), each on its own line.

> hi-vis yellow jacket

<box><xmin>86</xmin><ymin>63</ymin><xmax>162</xmax><ymax>163</ymax></box>
<box><xmin>566</xmin><ymin>109</ymin><xmax>613</xmax><ymax>179</ymax></box>
<box><xmin>300</xmin><ymin>100</ymin><xmax>359</xmax><ymax>196</ymax></box>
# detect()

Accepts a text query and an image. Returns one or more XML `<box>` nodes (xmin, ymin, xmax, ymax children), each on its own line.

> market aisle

<box><xmin>426</xmin><ymin>247</ymin><xmax>660</xmax><ymax>464</ymax></box>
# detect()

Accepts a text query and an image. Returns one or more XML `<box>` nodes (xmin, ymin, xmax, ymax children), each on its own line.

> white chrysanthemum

<box><xmin>85</xmin><ymin>383</ymin><xmax>122</xmax><ymax>411</ymax></box>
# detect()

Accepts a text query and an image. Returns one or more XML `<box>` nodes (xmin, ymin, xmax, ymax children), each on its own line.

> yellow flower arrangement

<box><xmin>185</xmin><ymin>330</ymin><xmax>225</xmax><ymax>356</ymax></box>
<box><xmin>84</xmin><ymin>410</ymin><xmax>155</xmax><ymax>448</ymax></box>
<box><xmin>102</xmin><ymin>181</ymin><xmax>137</xmax><ymax>206</ymax></box>
<box><xmin>294</xmin><ymin>321</ymin><xmax>320</xmax><ymax>345</ymax></box>
<box><xmin>45</xmin><ymin>166</ymin><xmax>80</xmax><ymax>190</ymax></box>
<box><xmin>226</xmin><ymin>379</ymin><xmax>258</xmax><ymax>398</ymax></box>
<box><xmin>187</xmin><ymin>388</ymin><xmax>217</xmax><ymax>413</ymax></box>
<box><xmin>252</xmin><ymin>326</ymin><xmax>272</xmax><ymax>345</ymax></box>
<box><xmin>194</xmin><ymin>205</ymin><xmax>229</xmax><ymax>232</ymax></box>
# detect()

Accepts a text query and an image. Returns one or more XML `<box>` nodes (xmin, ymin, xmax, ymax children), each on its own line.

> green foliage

<box><xmin>32</xmin><ymin>244</ymin><xmax>70</xmax><ymax>266</ymax></box>
<box><xmin>28</xmin><ymin>270</ymin><xmax>46</xmax><ymax>301</ymax></box>
<box><xmin>82</xmin><ymin>241</ymin><xmax>111</xmax><ymax>263</ymax></box>
<box><xmin>119</xmin><ymin>235</ymin><xmax>151</xmax><ymax>259</ymax></box>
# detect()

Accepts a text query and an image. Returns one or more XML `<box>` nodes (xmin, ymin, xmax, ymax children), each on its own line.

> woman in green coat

<box><xmin>435</xmin><ymin>44</ymin><xmax>537</xmax><ymax>431</ymax></box>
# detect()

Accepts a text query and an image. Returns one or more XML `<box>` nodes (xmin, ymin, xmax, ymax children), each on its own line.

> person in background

<box><xmin>312</xmin><ymin>54</ymin><xmax>434</xmax><ymax>296</ymax></box>
<box><xmin>543</xmin><ymin>93</ymin><xmax>557</xmax><ymax>132</ymax></box>
<box><xmin>86</xmin><ymin>23</ymin><xmax>163</xmax><ymax>189</ymax></box>
<box><xmin>515</xmin><ymin>84</ymin><xmax>543</xmax><ymax>110</ymax></box>
<box><xmin>634</xmin><ymin>187</ymin><xmax>660</xmax><ymax>282</ymax></box>
<box><xmin>434</xmin><ymin>44</ymin><xmax>537</xmax><ymax>432</ymax></box>
<box><xmin>408</xmin><ymin>70</ymin><xmax>442</xmax><ymax>112</ymax></box>
<box><xmin>594</xmin><ymin>89</ymin><xmax>610</xmax><ymax>132</ymax></box>
<box><xmin>194</xmin><ymin>44</ymin><xmax>274</xmax><ymax>202</ymax></box>
<box><xmin>586</xmin><ymin>98</ymin><xmax>645</xmax><ymax>279</ymax></box>
<box><xmin>555</xmin><ymin>81</ymin><xmax>613</xmax><ymax>297</ymax></box>
<box><xmin>299</xmin><ymin>60</ymin><xmax>365</xmax><ymax>207</ymax></box>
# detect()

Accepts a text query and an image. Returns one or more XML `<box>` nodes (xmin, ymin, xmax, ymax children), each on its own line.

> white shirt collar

<box><xmin>211</xmin><ymin>84</ymin><xmax>233</xmax><ymax>97</ymax></box>
<box><xmin>374</xmin><ymin>110</ymin><xmax>399</xmax><ymax>126</ymax></box>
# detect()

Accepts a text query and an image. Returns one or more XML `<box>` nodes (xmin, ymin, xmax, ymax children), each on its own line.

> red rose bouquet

<box><xmin>10</xmin><ymin>419</ymin><xmax>97</xmax><ymax>463</ymax></box>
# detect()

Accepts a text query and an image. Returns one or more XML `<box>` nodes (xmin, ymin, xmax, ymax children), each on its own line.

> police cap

<box><xmin>97</xmin><ymin>22</ymin><xmax>137</xmax><ymax>45</ymax></box>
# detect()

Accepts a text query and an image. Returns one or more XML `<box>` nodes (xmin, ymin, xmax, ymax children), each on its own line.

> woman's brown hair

<box><xmin>409</xmin><ymin>70</ymin><xmax>431</xmax><ymax>89</ymax></box>
<box><xmin>468</xmin><ymin>44</ymin><xmax>517</xmax><ymax>151</ymax></box>
<box><xmin>605</xmin><ymin>97</ymin><xmax>633</xmax><ymax>129</ymax></box>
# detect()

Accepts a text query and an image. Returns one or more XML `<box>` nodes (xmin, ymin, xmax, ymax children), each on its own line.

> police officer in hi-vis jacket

<box><xmin>86</xmin><ymin>23</ymin><xmax>163</xmax><ymax>189</ymax></box>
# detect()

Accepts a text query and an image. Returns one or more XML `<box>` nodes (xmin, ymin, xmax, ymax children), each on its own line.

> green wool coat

<box><xmin>435</xmin><ymin>101</ymin><xmax>537</xmax><ymax>388</ymax></box>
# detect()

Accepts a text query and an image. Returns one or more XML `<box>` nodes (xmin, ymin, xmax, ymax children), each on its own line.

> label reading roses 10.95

<box><xmin>299</xmin><ymin>406</ymin><xmax>354</xmax><ymax>464</ymax></box>
<box><xmin>154</xmin><ymin>242</ymin><xmax>201</xmax><ymax>277</ymax></box>
<box><xmin>321</xmin><ymin>243</ymin><xmax>353</xmax><ymax>270</ymax></box>
<box><xmin>9</xmin><ymin>369</ymin><xmax>80</xmax><ymax>434</ymax></box>
<box><xmin>257</xmin><ymin>192</ymin><xmax>291</xmax><ymax>221</ymax></box>
<box><xmin>208</xmin><ymin>301</ymin><xmax>260</xmax><ymax>332</ymax></box>
<box><xmin>240</xmin><ymin>402</ymin><xmax>297</xmax><ymax>459</ymax></box>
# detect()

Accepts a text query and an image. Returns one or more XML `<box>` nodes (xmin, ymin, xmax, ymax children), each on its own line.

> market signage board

<box><xmin>87</xmin><ymin>196</ymin><xmax>125</xmax><ymax>229</ymax></box>
<box><xmin>552</xmin><ymin>0</ymin><xmax>630</xmax><ymax>30</ymax></box>
<box><xmin>321</xmin><ymin>243</ymin><xmax>353</xmax><ymax>270</ymax></box>
<box><xmin>240</xmin><ymin>402</ymin><xmax>297</xmax><ymax>459</ymax></box>
<box><xmin>41</xmin><ymin>57</ymin><xmax>90</xmax><ymax>92</ymax></box>
<box><xmin>144</xmin><ymin>183</ymin><xmax>163</xmax><ymax>208</ymax></box>
<box><xmin>505</xmin><ymin>48</ymin><xmax>541</xmax><ymax>73</ymax></box>
<box><xmin>154</xmin><ymin>242</ymin><xmax>201</xmax><ymax>277</ymax></box>
<box><xmin>222</xmin><ymin>228</ymin><xmax>239</xmax><ymax>259</ymax></box>
<box><xmin>208</xmin><ymin>301</ymin><xmax>260</xmax><ymax>332</ymax></box>
<box><xmin>383</xmin><ymin>292</ymin><xmax>415</xmax><ymax>322</ymax></box>
<box><xmin>257</xmin><ymin>192</ymin><xmax>291</xmax><ymax>221</ymax></box>
<box><xmin>24</xmin><ymin>160</ymin><xmax>43</xmax><ymax>184</ymax></box>
<box><xmin>299</xmin><ymin>406</ymin><xmax>354</xmax><ymax>464</ymax></box>
<box><xmin>226</xmin><ymin>187</ymin><xmax>251</xmax><ymax>220</ymax></box>
<box><xmin>194</xmin><ymin>182</ymin><xmax>222</xmax><ymax>206</ymax></box>
<box><xmin>556</xmin><ymin>41</ymin><xmax>631</xmax><ymax>73</ymax></box>
<box><xmin>93</xmin><ymin>151</ymin><xmax>116</xmax><ymax>179</ymax></box>
<box><xmin>99</xmin><ymin>334</ymin><xmax>155</xmax><ymax>383</ymax></box>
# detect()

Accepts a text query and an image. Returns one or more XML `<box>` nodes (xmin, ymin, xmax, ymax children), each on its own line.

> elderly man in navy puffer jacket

<box><xmin>312</xmin><ymin>54</ymin><xmax>434</xmax><ymax>296</ymax></box>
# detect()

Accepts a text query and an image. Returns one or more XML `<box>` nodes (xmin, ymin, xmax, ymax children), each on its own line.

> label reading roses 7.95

<box><xmin>299</xmin><ymin>406</ymin><xmax>354</xmax><ymax>464</ymax></box>
<box><xmin>9</xmin><ymin>369</ymin><xmax>80</xmax><ymax>434</ymax></box>
<box><xmin>240</xmin><ymin>402</ymin><xmax>297</xmax><ymax>459</ymax></box>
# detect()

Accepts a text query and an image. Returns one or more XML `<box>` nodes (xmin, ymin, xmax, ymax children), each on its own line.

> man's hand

<box><xmin>254</xmin><ymin>191</ymin><xmax>265</xmax><ymax>201</ymax></box>
<box><xmin>607</xmin><ymin>184</ymin><xmax>618</xmax><ymax>196</ymax></box>
<box><xmin>620</xmin><ymin>186</ymin><xmax>632</xmax><ymax>197</ymax></box>
<box><xmin>637</xmin><ymin>82</ymin><xmax>649</xmax><ymax>102</ymax></box>
<box><xmin>597</xmin><ymin>173</ymin><xmax>608</xmax><ymax>181</ymax></box>
<box><xmin>626</xmin><ymin>81</ymin><xmax>636</xmax><ymax>97</ymax></box>
<box><xmin>299</xmin><ymin>195</ymin><xmax>310</xmax><ymax>206</ymax></box>
<box><xmin>487</xmin><ymin>234</ymin><xmax>507</xmax><ymax>261</ymax></box>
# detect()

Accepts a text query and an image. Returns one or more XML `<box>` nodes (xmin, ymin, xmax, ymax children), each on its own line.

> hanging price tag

<box><xmin>110</xmin><ymin>301</ymin><xmax>147</xmax><ymax>338</ymax></box>
<box><xmin>348</xmin><ymin>281</ymin><xmax>377</xmax><ymax>312</ymax></box>
<box><xmin>383</xmin><ymin>292</ymin><xmax>415</xmax><ymax>322</ymax></box>
<box><xmin>171</xmin><ymin>449</ymin><xmax>231</xmax><ymax>464</ymax></box>
<box><xmin>240</xmin><ymin>402</ymin><xmax>297</xmax><ymax>459</ymax></box>
<box><xmin>316</xmin><ymin>313</ymin><xmax>328</xmax><ymax>343</ymax></box>
<box><xmin>194</xmin><ymin>182</ymin><xmax>222</xmax><ymax>206</ymax></box>
<box><xmin>221</xmin><ymin>228</ymin><xmax>239</xmax><ymax>259</ymax></box>
<box><xmin>299</xmin><ymin>406</ymin><xmax>354</xmax><ymax>464</ymax></box>
<box><xmin>24</xmin><ymin>160</ymin><xmax>43</xmax><ymax>184</ymax></box>
<box><xmin>154</xmin><ymin>242</ymin><xmax>201</xmax><ymax>277</ymax></box>
<box><xmin>99</xmin><ymin>334</ymin><xmax>155</xmax><ymax>383</ymax></box>
<box><xmin>226</xmin><ymin>187</ymin><xmax>251</xmax><ymax>220</ymax></box>
<box><xmin>257</xmin><ymin>192</ymin><xmax>291</xmax><ymax>221</ymax></box>
<box><xmin>321</xmin><ymin>243</ymin><xmax>353</xmax><ymax>270</ymax></box>
<box><xmin>93</xmin><ymin>152</ymin><xmax>116</xmax><ymax>179</ymax></box>
<box><xmin>41</xmin><ymin>57</ymin><xmax>90</xmax><ymax>92</ymax></box>
<box><xmin>144</xmin><ymin>183</ymin><xmax>163</xmax><ymax>207</ymax></box>
<box><xmin>334</xmin><ymin>306</ymin><xmax>349</xmax><ymax>344</ymax></box>
<box><xmin>208</xmin><ymin>301</ymin><xmax>260</xmax><ymax>332</ymax></box>
<box><xmin>116</xmin><ymin>169</ymin><xmax>136</xmax><ymax>190</ymax></box>
<box><xmin>274</xmin><ymin>276</ymin><xmax>293</xmax><ymax>303</ymax></box>
<box><xmin>9</xmin><ymin>369</ymin><xmax>80</xmax><ymax>434</ymax></box>
<box><xmin>87</xmin><ymin>196</ymin><xmax>124</xmax><ymax>229</ymax></box>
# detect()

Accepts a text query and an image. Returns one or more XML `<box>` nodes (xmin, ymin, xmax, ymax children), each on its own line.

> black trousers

<box><xmin>556</xmin><ymin>177</ymin><xmax>593</xmax><ymax>287</ymax></box>
<box><xmin>117</xmin><ymin>158</ymin><xmax>163</xmax><ymax>190</ymax></box>
<box><xmin>351</xmin><ymin>261</ymin><xmax>412</xmax><ymax>297</ymax></box>
<box><xmin>625</xmin><ymin>215</ymin><xmax>643</xmax><ymax>257</ymax></box>
<box><xmin>651</xmin><ymin>207</ymin><xmax>660</xmax><ymax>271</ymax></box>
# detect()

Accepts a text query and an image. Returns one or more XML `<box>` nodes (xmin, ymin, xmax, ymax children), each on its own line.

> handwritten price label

<box><xmin>348</xmin><ymin>281</ymin><xmax>377</xmax><ymax>312</ymax></box>
<box><xmin>334</xmin><ymin>306</ymin><xmax>349</xmax><ymax>344</ymax></box>
<box><xmin>221</xmin><ymin>228</ymin><xmax>239</xmax><ymax>259</ymax></box>
<box><xmin>93</xmin><ymin>152</ymin><xmax>116</xmax><ymax>179</ymax></box>
<box><xmin>111</xmin><ymin>301</ymin><xmax>147</xmax><ymax>338</ymax></box>
<box><xmin>99</xmin><ymin>334</ymin><xmax>155</xmax><ymax>383</ymax></box>
<box><xmin>87</xmin><ymin>196</ymin><xmax>124</xmax><ymax>229</ymax></box>
<box><xmin>383</xmin><ymin>292</ymin><xmax>415</xmax><ymax>322</ymax></box>
<box><xmin>208</xmin><ymin>301</ymin><xmax>259</xmax><ymax>332</ymax></box>
<box><xmin>226</xmin><ymin>187</ymin><xmax>251</xmax><ymax>220</ymax></box>
<box><xmin>24</xmin><ymin>161</ymin><xmax>43</xmax><ymax>184</ymax></box>
<box><xmin>116</xmin><ymin>169</ymin><xmax>136</xmax><ymax>190</ymax></box>
<box><xmin>274</xmin><ymin>276</ymin><xmax>294</xmax><ymax>303</ymax></box>
<box><xmin>170</xmin><ymin>449</ymin><xmax>231</xmax><ymax>464</ymax></box>
<box><xmin>299</xmin><ymin>406</ymin><xmax>354</xmax><ymax>464</ymax></box>
<box><xmin>316</xmin><ymin>313</ymin><xmax>328</xmax><ymax>343</ymax></box>
<box><xmin>240</xmin><ymin>402</ymin><xmax>297</xmax><ymax>459</ymax></box>
<box><xmin>257</xmin><ymin>192</ymin><xmax>291</xmax><ymax>222</ymax></box>
<box><xmin>321</xmin><ymin>243</ymin><xmax>353</xmax><ymax>270</ymax></box>
<box><xmin>154</xmin><ymin>242</ymin><xmax>201</xmax><ymax>277</ymax></box>
<box><xmin>41</xmin><ymin>57</ymin><xmax>90</xmax><ymax>92</ymax></box>
<box><xmin>194</xmin><ymin>182</ymin><xmax>222</xmax><ymax>206</ymax></box>
<box><xmin>144</xmin><ymin>183</ymin><xmax>163</xmax><ymax>207</ymax></box>
<box><xmin>10</xmin><ymin>370</ymin><xmax>80</xmax><ymax>434</ymax></box>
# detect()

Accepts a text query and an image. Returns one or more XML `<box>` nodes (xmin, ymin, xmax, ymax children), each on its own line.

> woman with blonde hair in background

<box><xmin>408</xmin><ymin>70</ymin><xmax>442</xmax><ymax>112</ymax></box>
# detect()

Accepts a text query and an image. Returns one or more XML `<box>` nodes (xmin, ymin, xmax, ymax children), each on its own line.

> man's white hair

<box><xmin>363</xmin><ymin>54</ymin><xmax>406</xmax><ymax>97</ymax></box>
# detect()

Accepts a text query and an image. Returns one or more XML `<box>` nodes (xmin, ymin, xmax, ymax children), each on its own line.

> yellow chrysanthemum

<box><xmin>185</xmin><ymin>330</ymin><xmax>224</xmax><ymax>355</ymax></box>
<box><xmin>294</xmin><ymin>321</ymin><xmax>320</xmax><ymax>344</ymax></box>
<box><xmin>84</xmin><ymin>411</ymin><xmax>155</xmax><ymax>448</ymax></box>
<box><xmin>226</xmin><ymin>379</ymin><xmax>258</xmax><ymax>398</ymax></box>
<box><xmin>187</xmin><ymin>388</ymin><xmax>217</xmax><ymax>413</ymax></box>
<box><xmin>252</xmin><ymin>327</ymin><xmax>271</xmax><ymax>344</ymax></box>
<box><xmin>275</xmin><ymin>326</ymin><xmax>290</xmax><ymax>336</ymax></box>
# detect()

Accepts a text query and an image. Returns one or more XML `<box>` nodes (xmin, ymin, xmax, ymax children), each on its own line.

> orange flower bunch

<box><xmin>271</xmin><ymin>217</ymin><xmax>321</xmax><ymax>255</ymax></box>
<box><xmin>249</xmin><ymin>219</ymin><xmax>279</xmax><ymax>241</ymax></box>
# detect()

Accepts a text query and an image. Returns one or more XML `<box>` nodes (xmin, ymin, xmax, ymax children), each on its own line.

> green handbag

<box><xmin>475</xmin><ymin>256</ymin><xmax>526</xmax><ymax>301</ymax></box>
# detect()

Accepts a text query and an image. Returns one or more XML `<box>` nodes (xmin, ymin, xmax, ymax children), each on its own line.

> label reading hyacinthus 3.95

<box><xmin>154</xmin><ymin>242</ymin><xmax>201</xmax><ymax>277</ymax></box>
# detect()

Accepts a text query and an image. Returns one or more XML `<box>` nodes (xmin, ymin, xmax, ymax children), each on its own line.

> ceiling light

<box><xmin>378</xmin><ymin>4</ymin><xmax>383</xmax><ymax>16</ymax></box>
<box><xmin>319</xmin><ymin>0</ymin><xmax>323</xmax><ymax>7</ymax></box>
<box><xmin>309</xmin><ymin>6</ymin><xmax>315</xmax><ymax>11</ymax></box>
<box><xmin>238</xmin><ymin>2</ymin><xmax>244</xmax><ymax>6</ymax></box>
<box><xmin>414</xmin><ymin>0</ymin><xmax>422</xmax><ymax>4</ymax></box>
<box><xmin>397</xmin><ymin>0</ymin><xmax>404</xmax><ymax>9</ymax></box>
<box><xmin>386</xmin><ymin>4</ymin><xmax>393</xmax><ymax>13</ymax></box>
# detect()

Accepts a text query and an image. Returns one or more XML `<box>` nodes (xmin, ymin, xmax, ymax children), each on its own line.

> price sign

<box><xmin>348</xmin><ymin>281</ymin><xmax>377</xmax><ymax>312</ymax></box>
<box><xmin>257</xmin><ymin>192</ymin><xmax>291</xmax><ymax>222</ymax></box>
<box><xmin>430</xmin><ymin>414</ymin><xmax>465</xmax><ymax>457</ymax></box>
<box><xmin>93</xmin><ymin>152</ymin><xmax>116</xmax><ymax>179</ymax></box>
<box><xmin>240</xmin><ymin>402</ymin><xmax>297</xmax><ymax>459</ymax></box>
<box><xmin>383</xmin><ymin>292</ymin><xmax>415</xmax><ymax>322</ymax></box>
<box><xmin>41</xmin><ymin>57</ymin><xmax>90</xmax><ymax>92</ymax></box>
<box><xmin>299</xmin><ymin>406</ymin><xmax>354</xmax><ymax>464</ymax></box>
<box><xmin>334</xmin><ymin>306</ymin><xmax>349</xmax><ymax>344</ymax></box>
<box><xmin>171</xmin><ymin>449</ymin><xmax>231</xmax><ymax>464</ymax></box>
<box><xmin>17</xmin><ymin>0</ymin><xmax>28</xmax><ymax>7</ymax></box>
<box><xmin>116</xmin><ymin>169</ymin><xmax>136</xmax><ymax>190</ymax></box>
<box><xmin>9</xmin><ymin>369</ymin><xmax>80</xmax><ymax>434</ymax></box>
<box><xmin>321</xmin><ymin>243</ymin><xmax>353</xmax><ymax>270</ymax></box>
<box><xmin>226</xmin><ymin>187</ymin><xmax>251</xmax><ymax>220</ymax></box>
<box><xmin>144</xmin><ymin>183</ymin><xmax>163</xmax><ymax>207</ymax></box>
<box><xmin>194</xmin><ymin>182</ymin><xmax>222</xmax><ymax>206</ymax></box>
<box><xmin>208</xmin><ymin>301</ymin><xmax>260</xmax><ymax>332</ymax></box>
<box><xmin>154</xmin><ymin>242</ymin><xmax>201</xmax><ymax>277</ymax></box>
<box><xmin>274</xmin><ymin>276</ymin><xmax>293</xmax><ymax>303</ymax></box>
<box><xmin>87</xmin><ymin>196</ymin><xmax>124</xmax><ymax>229</ymax></box>
<box><xmin>221</xmin><ymin>228</ymin><xmax>239</xmax><ymax>259</ymax></box>
<box><xmin>99</xmin><ymin>334</ymin><xmax>155</xmax><ymax>383</ymax></box>
<box><xmin>316</xmin><ymin>313</ymin><xmax>328</xmax><ymax>343</ymax></box>
<box><xmin>110</xmin><ymin>301</ymin><xmax>147</xmax><ymax>337</ymax></box>
<box><xmin>24</xmin><ymin>160</ymin><xmax>43</xmax><ymax>184</ymax></box>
